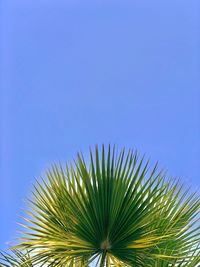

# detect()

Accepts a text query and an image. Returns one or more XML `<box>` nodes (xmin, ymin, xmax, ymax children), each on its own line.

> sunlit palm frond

<box><xmin>0</xmin><ymin>250</ymin><xmax>33</xmax><ymax>267</ymax></box>
<box><xmin>13</xmin><ymin>145</ymin><xmax>200</xmax><ymax>266</ymax></box>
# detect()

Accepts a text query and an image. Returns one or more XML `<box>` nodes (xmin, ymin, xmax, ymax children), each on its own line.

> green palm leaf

<box><xmin>11</xmin><ymin>145</ymin><xmax>200</xmax><ymax>266</ymax></box>
<box><xmin>0</xmin><ymin>250</ymin><xmax>33</xmax><ymax>267</ymax></box>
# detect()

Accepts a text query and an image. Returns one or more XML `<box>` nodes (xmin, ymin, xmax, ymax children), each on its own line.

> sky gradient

<box><xmin>0</xmin><ymin>0</ymin><xmax>200</xmax><ymax>250</ymax></box>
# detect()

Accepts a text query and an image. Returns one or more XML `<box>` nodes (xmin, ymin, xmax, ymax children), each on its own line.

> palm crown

<box><xmin>1</xmin><ymin>145</ymin><xmax>200</xmax><ymax>266</ymax></box>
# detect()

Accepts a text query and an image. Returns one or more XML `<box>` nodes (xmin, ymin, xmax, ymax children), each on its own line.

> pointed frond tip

<box><xmin>3</xmin><ymin>145</ymin><xmax>200</xmax><ymax>266</ymax></box>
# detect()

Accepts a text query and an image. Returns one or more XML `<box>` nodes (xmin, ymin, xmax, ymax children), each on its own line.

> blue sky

<box><xmin>0</xmin><ymin>0</ymin><xmax>199</xmax><ymax>250</ymax></box>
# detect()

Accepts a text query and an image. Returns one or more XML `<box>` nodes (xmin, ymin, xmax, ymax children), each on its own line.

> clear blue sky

<box><xmin>0</xmin><ymin>0</ymin><xmax>199</xmax><ymax>250</ymax></box>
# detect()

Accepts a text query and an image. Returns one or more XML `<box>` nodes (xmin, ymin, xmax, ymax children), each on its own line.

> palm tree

<box><xmin>1</xmin><ymin>146</ymin><xmax>200</xmax><ymax>266</ymax></box>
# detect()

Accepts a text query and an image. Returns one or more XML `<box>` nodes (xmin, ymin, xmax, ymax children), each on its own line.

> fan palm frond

<box><xmin>13</xmin><ymin>145</ymin><xmax>200</xmax><ymax>266</ymax></box>
<box><xmin>0</xmin><ymin>250</ymin><xmax>33</xmax><ymax>267</ymax></box>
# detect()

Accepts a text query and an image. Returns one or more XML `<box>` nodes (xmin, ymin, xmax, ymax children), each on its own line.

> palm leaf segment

<box><xmin>0</xmin><ymin>250</ymin><xmax>33</xmax><ymax>267</ymax></box>
<box><xmin>12</xmin><ymin>146</ymin><xmax>200</xmax><ymax>266</ymax></box>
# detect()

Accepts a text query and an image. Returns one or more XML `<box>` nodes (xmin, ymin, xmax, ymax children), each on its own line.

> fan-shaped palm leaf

<box><xmin>0</xmin><ymin>250</ymin><xmax>33</xmax><ymax>267</ymax></box>
<box><xmin>13</xmin><ymin>145</ymin><xmax>200</xmax><ymax>266</ymax></box>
